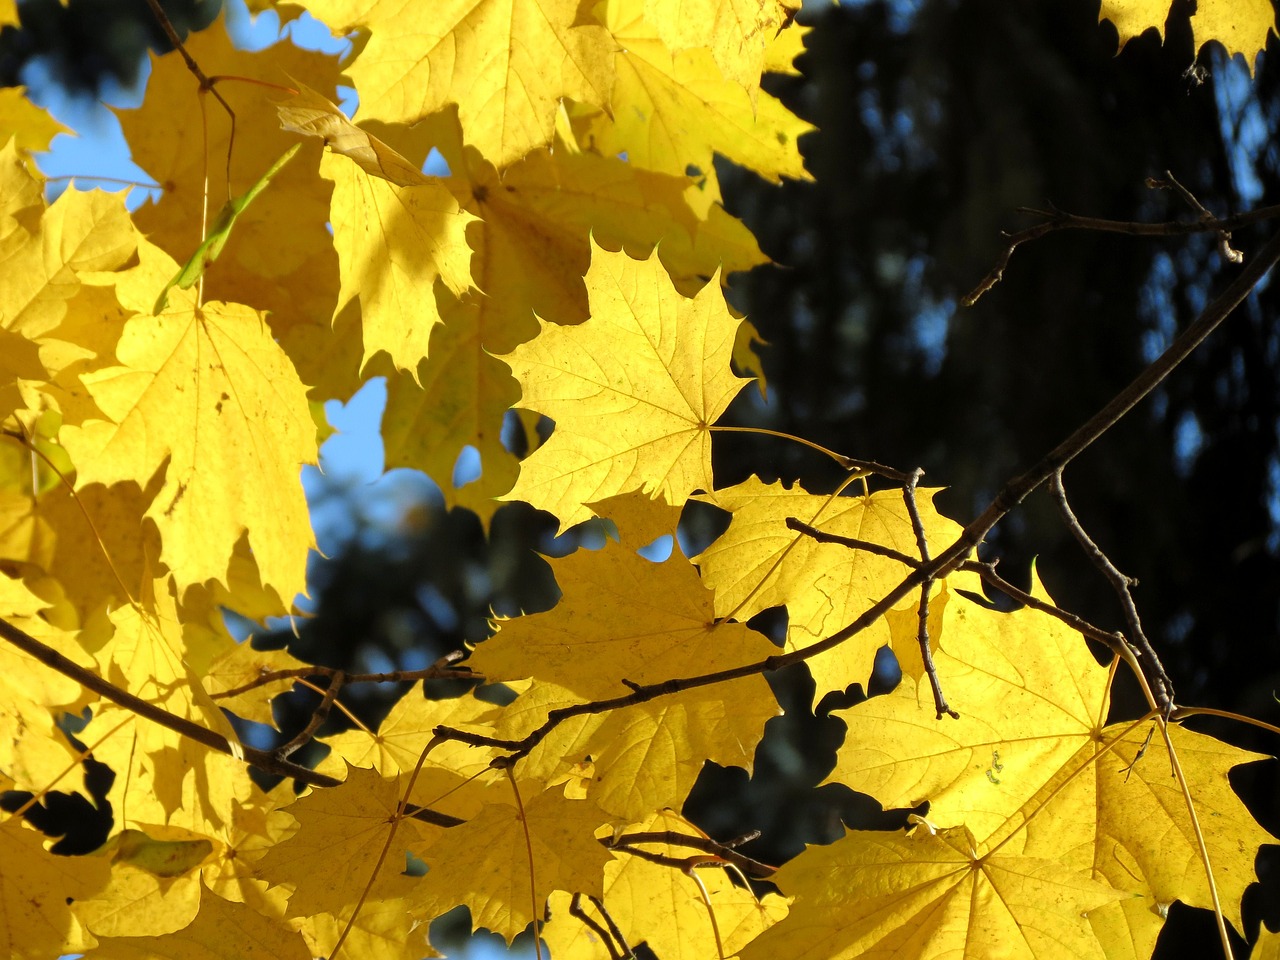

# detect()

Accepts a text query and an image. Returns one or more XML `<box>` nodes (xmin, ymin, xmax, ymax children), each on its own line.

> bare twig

<box><xmin>1049</xmin><ymin>471</ymin><xmax>1173</xmax><ymax>714</ymax></box>
<box><xmin>569</xmin><ymin>894</ymin><xmax>625</xmax><ymax>960</ymax></box>
<box><xmin>901</xmin><ymin>468</ymin><xmax>956</xmax><ymax>719</ymax></box>
<box><xmin>211</xmin><ymin>651</ymin><xmax>474</xmax><ymax>700</ymax></box>
<box><xmin>606</xmin><ymin>831</ymin><xmax>776</xmax><ymax>878</ymax></box>
<box><xmin>141</xmin><ymin>0</ymin><xmax>237</xmax><ymax>190</ymax></box>
<box><xmin>275</xmin><ymin>670</ymin><xmax>344</xmax><ymax>759</ymax></box>
<box><xmin>1148</xmin><ymin>170</ymin><xmax>1243</xmax><ymax>263</ymax></box>
<box><xmin>963</xmin><ymin>200</ymin><xmax>1278</xmax><ymax>305</ymax></box>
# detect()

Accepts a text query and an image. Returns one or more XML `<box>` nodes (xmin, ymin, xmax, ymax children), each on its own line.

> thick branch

<box><xmin>0</xmin><ymin>613</ymin><xmax>463</xmax><ymax>827</ymax></box>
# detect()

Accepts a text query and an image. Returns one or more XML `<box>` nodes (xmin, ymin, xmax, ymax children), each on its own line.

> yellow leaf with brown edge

<box><xmin>277</xmin><ymin>81</ymin><xmax>432</xmax><ymax>186</ymax></box>
<box><xmin>500</xmin><ymin>241</ymin><xmax>751</xmax><ymax>531</ymax></box>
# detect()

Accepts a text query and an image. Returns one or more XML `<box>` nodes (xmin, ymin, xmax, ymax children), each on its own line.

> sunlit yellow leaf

<box><xmin>304</xmin><ymin>0</ymin><xmax>614</xmax><ymax>166</ymax></box>
<box><xmin>0</xmin><ymin>815</ymin><xmax>109</xmax><ymax>960</ymax></box>
<box><xmin>694</xmin><ymin>477</ymin><xmax>962</xmax><ymax>697</ymax></box>
<box><xmin>740</xmin><ymin>825</ymin><xmax>1126</xmax><ymax>960</ymax></box>
<box><xmin>409</xmin><ymin>783</ymin><xmax>615</xmax><ymax>940</ymax></box>
<box><xmin>500</xmin><ymin>241</ymin><xmax>750</xmax><ymax>530</ymax></box>
<box><xmin>61</xmin><ymin>266</ymin><xmax>315</xmax><ymax>602</ymax></box>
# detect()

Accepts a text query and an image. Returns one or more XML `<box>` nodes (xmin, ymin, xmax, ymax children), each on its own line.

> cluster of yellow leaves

<box><xmin>0</xmin><ymin>1</ymin><xmax>1276</xmax><ymax>959</ymax></box>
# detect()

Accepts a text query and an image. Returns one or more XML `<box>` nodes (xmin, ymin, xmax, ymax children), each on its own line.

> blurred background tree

<box><xmin>4</xmin><ymin>0</ymin><xmax>1280</xmax><ymax>956</ymax></box>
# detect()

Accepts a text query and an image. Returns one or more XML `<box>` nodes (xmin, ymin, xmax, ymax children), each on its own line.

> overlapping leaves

<box><xmin>0</xmin><ymin>1</ymin><xmax>1274</xmax><ymax>960</ymax></box>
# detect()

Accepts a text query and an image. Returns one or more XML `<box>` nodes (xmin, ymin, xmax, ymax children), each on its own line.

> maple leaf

<box><xmin>60</xmin><ymin>240</ymin><xmax>316</xmax><ymax>602</ymax></box>
<box><xmin>739</xmin><ymin>824</ymin><xmax>1128</xmax><ymax>960</ymax></box>
<box><xmin>0</xmin><ymin>87</ymin><xmax>70</xmax><ymax>157</ymax></box>
<box><xmin>118</xmin><ymin>16</ymin><xmax>343</xmax><ymax>344</ymax></box>
<box><xmin>380</xmin><ymin>130</ymin><xmax>764</xmax><ymax>509</ymax></box>
<box><xmin>409</xmin><ymin>782</ymin><xmax>615</xmax><ymax>940</ymax></box>
<box><xmin>577</xmin><ymin>0</ymin><xmax>813</xmax><ymax>184</ymax></box>
<box><xmin>257</xmin><ymin>764</ymin><xmax>437</xmax><ymax>920</ymax></box>
<box><xmin>319</xmin><ymin>148</ymin><xmax>475</xmax><ymax>372</ymax></box>
<box><xmin>86</xmin><ymin>884</ymin><xmax>313</xmax><ymax>960</ymax></box>
<box><xmin>0</xmin><ymin>813</ymin><xmax>109</xmax><ymax>960</ymax></box>
<box><xmin>500</xmin><ymin>240</ymin><xmax>750</xmax><ymax>530</ymax></box>
<box><xmin>472</xmin><ymin>541</ymin><xmax>777</xmax><ymax>817</ymax></box>
<box><xmin>1098</xmin><ymin>0</ymin><xmax>1277</xmax><ymax>70</ymax></box>
<box><xmin>1012</xmin><ymin>722</ymin><xmax>1276</xmax><ymax>956</ymax></box>
<box><xmin>0</xmin><ymin>573</ymin><xmax>94</xmax><ymax>793</ymax></box>
<box><xmin>694</xmin><ymin>477</ymin><xmax>963</xmax><ymax>696</ymax></box>
<box><xmin>827</xmin><ymin>569</ymin><xmax>1111</xmax><ymax>845</ymax></box>
<box><xmin>643</xmin><ymin>0</ymin><xmax>798</xmax><ymax>91</ymax></box>
<box><xmin>304</xmin><ymin>0</ymin><xmax>614</xmax><ymax>167</ymax></box>
<box><xmin>543</xmin><ymin>811</ymin><xmax>789</xmax><ymax>960</ymax></box>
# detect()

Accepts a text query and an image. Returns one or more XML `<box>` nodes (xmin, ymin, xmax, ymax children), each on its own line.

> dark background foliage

<box><xmin>4</xmin><ymin>0</ymin><xmax>1280</xmax><ymax>956</ymax></box>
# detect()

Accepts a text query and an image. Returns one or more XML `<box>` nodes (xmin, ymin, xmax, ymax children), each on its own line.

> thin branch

<box><xmin>274</xmin><ymin>670</ymin><xmax>344</xmax><ymax>759</ymax></box>
<box><xmin>901</xmin><ymin>468</ymin><xmax>956</xmax><ymax>719</ymax></box>
<box><xmin>210</xmin><ymin>651</ymin><xmax>474</xmax><ymax>700</ymax></box>
<box><xmin>1148</xmin><ymin>170</ymin><xmax>1243</xmax><ymax>263</ymax></box>
<box><xmin>1049</xmin><ymin>470</ymin><xmax>1173</xmax><ymax>714</ymax></box>
<box><xmin>569</xmin><ymin>894</ymin><xmax>625</xmax><ymax>960</ymax></box>
<box><xmin>963</xmin><ymin>200</ymin><xmax>1280</xmax><ymax>305</ymax></box>
<box><xmin>606</xmin><ymin>831</ymin><xmax>776</xmax><ymax>878</ymax></box>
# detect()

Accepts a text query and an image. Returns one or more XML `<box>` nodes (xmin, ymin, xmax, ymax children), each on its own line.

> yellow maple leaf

<box><xmin>118</xmin><ymin>15</ymin><xmax>342</xmax><ymax>345</ymax></box>
<box><xmin>316</xmin><ymin>684</ymin><xmax>503</xmax><ymax>808</ymax></box>
<box><xmin>544</xmin><ymin>811</ymin><xmax>789</xmax><ymax>960</ymax></box>
<box><xmin>472</xmin><ymin>542</ymin><xmax>776</xmax><ymax>817</ymax></box>
<box><xmin>1099</xmin><ymin>0</ymin><xmax>1277</xmax><ymax>72</ymax></box>
<box><xmin>0</xmin><ymin>573</ymin><xmax>95</xmax><ymax>794</ymax></box>
<box><xmin>320</xmin><ymin>148</ymin><xmax>474</xmax><ymax>372</ymax></box>
<box><xmin>83</xmin><ymin>583</ymin><xmax>249</xmax><ymax>832</ymax></box>
<box><xmin>0</xmin><ymin>814</ymin><xmax>109</xmax><ymax>960</ymax></box>
<box><xmin>0</xmin><ymin>86</ymin><xmax>70</xmax><ymax>157</ymax></box>
<box><xmin>694</xmin><ymin>477</ymin><xmax>962</xmax><ymax>696</ymax></box>
<box><xmin>303</xmin><ymin>0</ymin><xmax>614</xmax><ymax>167</ymax></box>
<box><xmin>580</xmin><ymin>0</ymin><xmax>813</xmax><ymax>183</ymax></box>
<box><xmin>409</xmin><ymin>782</ymin><xmax>615</xmax><ymax>940</ymax></box>
<box><xmin>643</xmin><ymin>0</ymin><xmax>798</xmax><ymax>90</ymax></box>
<box><xmin>492</xmin><ymin>674</ymin><xmax>775</xmax><ymax>820</ymax></box>
<box><xmin>1011</xmin><ymin>721</ymin><xmax>1275</xmax><ymax>954</ymax></box>
<box><xmin>60</xmin><ymin>244</ymin><xmax>316</xmax><ymax>602</ymax></box>
<box><xmin>381</xmin><ymin>293</ymin><xmax>525</xmax><ymax>519</ymax></box>
<box><xmin>256</xmin><ymin>764</ymin><xmax>435</xmax><ymax>919</ymax></box>
<box><xmin>377</xmin><ymin>128</ymin><xmax>764</xmax><ymax>510</ymax></box>
<box><xmin>739</xmin><ymin>824</ymin><xmax>1127</xmax><ymax>960</ymax></box>
<box><xmin>500</xmin><ymin>241</ymin><xmax>750</xmax><ymax>530</ymax></box>
<box><xmin>472</xmin><ymin>540</ymin><xmax>775</xmax><ymax>699</ymax></box>
<box><xmin>827</xmin><ymin>570</ymin><xmax>1111</xmax><ymax>845</ymax></box>
<box><xmin>1</xmin><ymin>181</ymin><xmax>136</xmax><ymax>342</ymax></box>
<box><xmin>85</xmin><ymin>884</ymin><xmax>312</xmax><ymax>960</ymax></box>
